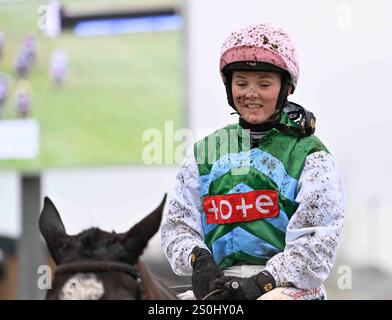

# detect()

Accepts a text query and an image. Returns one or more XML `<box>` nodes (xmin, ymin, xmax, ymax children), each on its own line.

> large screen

<box><xmin>0</xmin><ymin>0</ymin><xmax>182</xmax><ymax>171</ymax></box>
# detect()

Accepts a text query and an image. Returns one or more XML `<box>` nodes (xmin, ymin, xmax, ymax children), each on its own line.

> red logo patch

<box><xmin>203</xmin><ymin>190</ymin><xmax>279</xmax><ymax>224</ymax></box>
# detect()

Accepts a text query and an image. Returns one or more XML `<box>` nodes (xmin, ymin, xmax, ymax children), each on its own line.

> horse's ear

<box><xmin>120</xmin><ymin>194</ymin><xmax>167</xmax><ymax>263</ymax></box>
<box><xmin>39</xmin><ymin>197</ymin><xmax>69</xmax><ymax>264</ymax></box>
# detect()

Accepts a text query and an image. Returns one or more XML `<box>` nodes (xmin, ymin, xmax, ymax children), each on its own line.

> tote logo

<box><xmin>203</xmin><ymin>190</ymin><xmax>279</xmax><ymax>224</ymax></box>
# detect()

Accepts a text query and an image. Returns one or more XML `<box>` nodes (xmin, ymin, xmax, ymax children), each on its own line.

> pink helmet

<box><xmin>220</xmin><ymin>23</ymin><xmax>299</xmax><ymax>90</ymax></box>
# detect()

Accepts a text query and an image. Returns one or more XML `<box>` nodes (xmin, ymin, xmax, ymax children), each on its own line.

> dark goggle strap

<box><xmin>276</xmin><ymin>101</ymin><xmax>316</xmax><ymax>137</ymax></box>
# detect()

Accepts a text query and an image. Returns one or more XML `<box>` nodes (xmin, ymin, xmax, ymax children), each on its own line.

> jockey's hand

<box><xmin>214</xmin><ymin>270</ymin><xmax>276</xmax><ymax>300</ymax></box>
<box><xmin>191</xmin><ymin>247</ymin><xmax>224</xmax><ymax>300</ymax></box>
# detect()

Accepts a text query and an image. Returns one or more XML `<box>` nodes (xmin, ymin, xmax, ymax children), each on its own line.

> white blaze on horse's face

<box><xmin>60</xmin><ymin>274</ymin><xmax>104</xmax><ymax>300</ymax></box>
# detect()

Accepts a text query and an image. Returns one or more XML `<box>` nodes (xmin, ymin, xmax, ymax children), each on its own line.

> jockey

<box><xmin>161</xmin><ymin>23</ymin><xmax>345</xmax><ymax>300</ymax></box>
<box><xmin>0</xmin><ymin>75</ymin><xmax>9</xmax><ymax>119</ymax></box>
<box><xmin>15</xmin><ymin>79</ymin><xmax>32</xmax><ymax>118</ymax></box>
<box><xmin>49</xmin><ymin>48</ymin><xmax>68</xmax><ymax>87</ymax></box>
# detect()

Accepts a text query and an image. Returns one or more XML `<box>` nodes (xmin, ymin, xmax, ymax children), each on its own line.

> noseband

<box><xmin>55</xmin><ymin>261</ymin><xmax>144</xmax><ymax>299</ymax></box>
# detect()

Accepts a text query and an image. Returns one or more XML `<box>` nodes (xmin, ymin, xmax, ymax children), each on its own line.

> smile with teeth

<box><xmin>245</xmin><ymin>104</ymin><xmax>263</xmax><ymax>109</ymax></box>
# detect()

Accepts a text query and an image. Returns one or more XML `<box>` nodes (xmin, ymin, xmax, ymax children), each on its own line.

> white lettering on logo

<box><xmin>236</xmin><ymin>198</ymin><xmax>253</xmax><ymax>218</ymax></box>
<box><xmin>219</xmin><ymin>200</ymin><xmax>232</xmax><ymax>220</ymax></box>
<box><xmin>204</xmin><ymin>190</ymin><xmax>279</xmax><ymax>224</ymax></box>
<box><xmin>207</xmin><ymin>200</ymin><xmax>219</xmax><ymax>220</ymax></box>
<box><xmin>255</xmin><ymin>194</ymin><xmax>274</xmax><ymax>214</ymax></box>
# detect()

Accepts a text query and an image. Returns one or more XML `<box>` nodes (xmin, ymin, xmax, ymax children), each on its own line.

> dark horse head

<box><xmin>39</xmin><ymin>195</ymin><xmax>176</xmax><ymax>300</ymax></box>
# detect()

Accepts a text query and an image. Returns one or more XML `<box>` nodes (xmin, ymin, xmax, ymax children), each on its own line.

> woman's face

<box><xmin>232</xmin><ymin>71</ymin><xmax>282</xmax><ymax>124</ymax></box>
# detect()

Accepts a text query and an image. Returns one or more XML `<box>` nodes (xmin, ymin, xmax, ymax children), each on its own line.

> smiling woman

<box><xmin>161</xmin><ymin>22</ymin><xmax>344</xmax><ymax>301</ymax></box>
<box><xmin>231</xmin><ymin>71</ymin><xmax>282</xmax><ymax>124</ymax></box>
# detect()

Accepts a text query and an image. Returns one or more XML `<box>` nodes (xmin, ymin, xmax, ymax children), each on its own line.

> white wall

<box><xmin>186</xmin><ymin>0</ymin><xmax>392</xmax><ymax>274</ymax></box>
<box><xmin>41</xmin><ymin>166</ymin><xmax>179</xmax><ymax>260</ymax></box>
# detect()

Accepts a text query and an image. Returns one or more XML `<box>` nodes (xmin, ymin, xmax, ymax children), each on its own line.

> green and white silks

<box><xmin>194</xmin><ymin>113</ymin><xmax>328</xmax><ymax>268</ymax></box>
<box><xmin>161</xmin><ymin>112</ymin><xmax>344</xmax><ymax>289</ymax></box>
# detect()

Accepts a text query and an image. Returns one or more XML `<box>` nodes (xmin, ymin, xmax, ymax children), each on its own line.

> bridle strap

<box><xmin>55</xmin><ymin>260</ymin><xmax>144</xmax><ymax>299</ymax></box>
<box><xmin>55</xmin><ymin>261</ymin><xmax>140</xmax><ymax>281</ymax></box>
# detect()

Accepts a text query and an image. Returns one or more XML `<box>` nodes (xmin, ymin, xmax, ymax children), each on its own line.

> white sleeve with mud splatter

<box><xmin>265</xmin><ymin>150</ymin><xmax>345</xmax><ymax>289</ymax></box>
<box><xmin>160</xmin><ymin>150</ymin><xmax>208</xmax><ymax>276</ymax></box>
